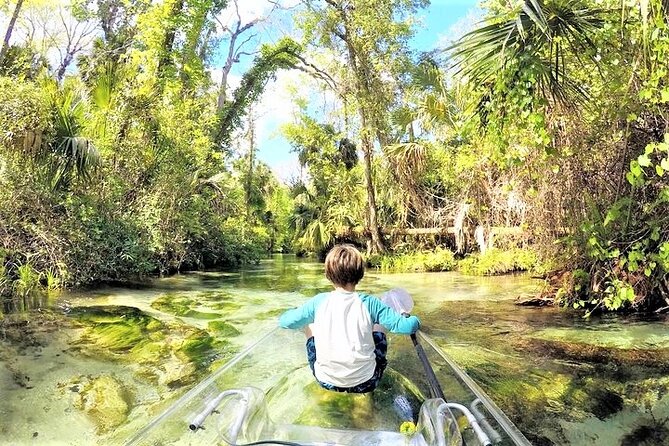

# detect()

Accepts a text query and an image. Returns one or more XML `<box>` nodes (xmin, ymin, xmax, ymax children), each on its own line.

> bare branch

<box><xmin>234</xmin><ymin>32</ymin><xmax>257</xmax><ymax>55</ymax></box>
<box><xmin>233</xmin><ymin>0</ymin><xmax>241</xmax><ymax>30</ymax></box>
<box><xmin>214</xmin><ymin>15</ymin><xmax>230</xmax><ymax>33</ymax></box>
<box><xmin>290</xmin><ymin>52</ymin><xmax>338</xmax><ymax>91</ymax></box>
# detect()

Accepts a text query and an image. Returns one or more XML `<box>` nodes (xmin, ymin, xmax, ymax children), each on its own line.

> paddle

<box><xmin>380</xmin><ymin>288</ymin><xmax>446</xmax><ymax>401</ymax></box>
<box><xmin>382</xmin><ymin>289</ymin><xmax>498</xmax><ymax>446</ymax></box>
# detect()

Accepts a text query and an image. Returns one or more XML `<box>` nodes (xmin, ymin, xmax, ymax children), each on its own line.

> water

<box><xmin>1</xmin><ymin>254</ymin><xmax>668</xmax><ymax>445</ymax></box>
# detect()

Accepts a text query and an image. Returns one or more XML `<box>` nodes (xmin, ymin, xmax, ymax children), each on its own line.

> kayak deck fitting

<box><xmin>126</xmin><ymin>328</ymin><xmax>531</xmax><ymax>446</ymax></box>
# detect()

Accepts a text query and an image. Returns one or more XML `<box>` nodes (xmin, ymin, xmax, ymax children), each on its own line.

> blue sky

<box><xmin>238</xmin><ymin>0</ymin><xmax>483</xmax><ymax>181</ymax></box>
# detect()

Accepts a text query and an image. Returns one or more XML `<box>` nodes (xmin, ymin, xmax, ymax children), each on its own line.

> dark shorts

<box><xmin>306</xmin><ymin>331</ymin><xmax>388</xmax><ymax>393</ymax></box>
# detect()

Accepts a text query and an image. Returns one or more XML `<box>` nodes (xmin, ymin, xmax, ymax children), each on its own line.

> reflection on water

<box><xmin>0</xmin><ymin>254</ymin><xmax>668</xmax><ymax>445</ymax></box>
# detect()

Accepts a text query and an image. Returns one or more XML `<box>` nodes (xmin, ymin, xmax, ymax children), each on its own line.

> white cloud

<box><xmin>216</xmin><ymin>0</ymin><xmax>301</xmax><ymax>31</ymax></box>
<box><xmin>435</xmin><ymin>7</ymin><xmax>483</xmax><ymax>49</ymax></box>
<box><xmin>270</xmin><ymin>157</ymin><xmax>302</xmax><ymax>184</ymax></box>
<box><xmin>255</xmin><ymin>69</ymin><xmax>305</xmax><ymax>142</ymax></box>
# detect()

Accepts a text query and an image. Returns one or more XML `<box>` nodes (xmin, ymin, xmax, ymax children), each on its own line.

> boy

<box><xmin>279</xmin><ymin>244</ymin><xmax>420</xmax><ymax>393</ymax></box>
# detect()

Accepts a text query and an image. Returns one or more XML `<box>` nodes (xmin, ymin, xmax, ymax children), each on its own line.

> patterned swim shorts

<box><xmin>305</xmin><ymin>331</ymin><xmax>388</xmax><ymax>393</ymax></box>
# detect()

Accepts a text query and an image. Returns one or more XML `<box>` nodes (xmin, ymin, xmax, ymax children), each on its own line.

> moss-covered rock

<box><xmin>255</xmin><ymin>308</ymin><xmax>285</xmax><ymax>320</ymax></box>
<box><xmin>175</xmin><ymin>329</ymin><xmax>231</xmax><ymax>370</ymax></box>
<box><xmin>67</xmin><ymin>374</ymin><xmax>132</xmax><ymax>434</ymax></box>
<box><xmin>518</xmin><ymin>337</ymin><xmax>669</xmax><ymax>371</ymax></box>
<box><xmin>150</xmin><ymin>294</ymin><xmax>222</xmax><ymax>319</ymax></box>
<box><xmin>207</xmin><ymin>321</ymin><xmax>240</xmax><ymax>337</ymax></box>
<box><xmin>69</xmin><ymin>306</ymin><xmax>168</xmax><ymax>360</ymax></box>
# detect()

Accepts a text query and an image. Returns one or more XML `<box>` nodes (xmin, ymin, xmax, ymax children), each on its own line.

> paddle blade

<box><xmin>380</xmin><ymin>288</ymin><xmax>414</xmax><ymax>314</ymax></box>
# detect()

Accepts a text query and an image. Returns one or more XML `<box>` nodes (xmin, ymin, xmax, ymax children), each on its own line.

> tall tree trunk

<box><xmin>0</xmin><ymin>0</ymin><xmax>25</xmax><ymax>67</ymax></box>
<box><xmin>341</xmin><ymin>35</ymin><xmax>386</xmax><ymax>253</ymax></box>
<box><xmin>56</xmin><ymin>52</ymin><xmax>74</xmax><ymax>82</ymax></box>
<box><xmin>156</xmin><ymin>0</ymin><xmax>184</xmax><ymax>80</ymax></box>
<box><xmin>361</xmin><ymin>136</ymin><xmax>384</xmax><ymax>253</ymax></box>
<box><xmin>245</xmin><ymin>113</ymin><xmax>255</xmax><ymax>222</ymax></box>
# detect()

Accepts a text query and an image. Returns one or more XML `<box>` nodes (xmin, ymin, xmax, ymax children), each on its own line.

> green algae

<box><xmin>198</xmin><ymin>290</ymin><xmax>236</xmax><ymax>301</ymax></box>
<box><xmin>69</xmin><ymin>306</ymin><xmax>167</xmax><ymax>358</ymax></box>
<box><xmin>531</xmin><ymin>325</ymin><xmax>669</xmax><ymax>350</ymax></box>
<box><xmin>210</xmin><ymin>301</ymin><xmax>243</xmax><ymax>311</ymax></box>
<box><xmin>207</xmin><ymin>320</ymin><xmax>240</xmax><ymax>337</ymax></box>
<box><xmin>176</xmin><ymin>330</ymin><xmax>231</xmax><ymax>370</ymax></box>
<box><xmin>256</xmin><ymin>307</ymin><xmax>285</xmax><ymax>320</ymax></box>
<box><xmin>67</xmin><ymin>305</ymin><xmax>235</xmax><ymax>390</ymax></box>
<box><xmin>285</xmin><ymin>368</ymin><xmax>425</xmax><ymax>430</ymax></box>
<box><xmin>294</xmin><ymin>383</ymin><xmax>375</xmax><ymax>428</ymax></box>
<box><xmin>518</xmin><ymin>337</ymin><xmax>669</xmax><ymax>371</ymax></box>
<box><xmin>150</xmin><ymin>293</ymin><xmax>222</xmax><ymax>319</ymax></box>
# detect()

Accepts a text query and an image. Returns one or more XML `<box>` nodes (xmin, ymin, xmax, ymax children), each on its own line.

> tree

<box><xmin>299</xmin><ymin>0</ymin><xmax>428</xmax><ymax>253</ymax></box>
<box><xmin>53</xmin><ymin>6</ymin><xmax>98</xmax><ymax>81</ymax></box>
<box><xmin>213</xmin><ymin>0</ymin><xmax>281</xmax><ymax>112</ymax></box>
<box><xmin>215</xmin><ymin>37</ymin><xmax>301</xmax><ymax>148</ymax></box>
<box><xmin>0</xmin><ymin>0</ymin><xmax>25</xmax><ymax>66</ymax></box>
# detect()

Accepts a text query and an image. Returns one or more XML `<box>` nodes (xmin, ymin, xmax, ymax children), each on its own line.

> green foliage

<box><xmin>0</xmin><ymin>45</ymin><xmax>49</xmax><ymax>79</ymax></box>
<box><xmin>13</xmin><ymin>262</ymin><xmax>41</xmax><ymax>298</ymax></box>
<box><xmin>0</xmin><ymin>0</ymin><xmax>283</xmax><ymax>301</ymax></box>
<box><xmin>216</xmin><ymin>37</ymin><xmax>301</xmax><ymax>147</ymax></box>
<box><xmin>44</xmin><ymin>80</ymin><xmax>101</xmax><ymax>190</ymax></box>
<box><xmin>368</xmin><ymin>248</ymin><xmax>457</xmax><ymax>273</ymax></box>
<box><xmin>459</xmin><ymin>248</ymin><xmax>540</xmax><ymax>276</ymax></box>
<box><xmin>551</xmin><ymin>2</ymin><xmax>669</xmax><ymax>313</ymax></box>
<box><xmin>0</xmin><ymin>76</ymin><xmax>49</xmax><ymax>150</ymax></box>
<box><xmin>451</xmin><ymin>0</ymin><xmax>605</xmax><ymax>105</ymax></box>
<box><xmin>283</xmin><ymin>112</ymin><xmax>366</xmax><ymax>253</ymax></box>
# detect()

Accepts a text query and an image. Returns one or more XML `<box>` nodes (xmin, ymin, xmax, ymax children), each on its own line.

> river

<box><xmin>1</xmin><ymin>255</ymin><xmax>668</xmax><ymax>445</ymax></box>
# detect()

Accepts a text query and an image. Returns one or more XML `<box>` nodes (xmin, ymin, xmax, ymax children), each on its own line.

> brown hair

<box><xmin>324</xmin><ymin>244</ymin><xmax>364</xmax><ymax>286</ymax></box>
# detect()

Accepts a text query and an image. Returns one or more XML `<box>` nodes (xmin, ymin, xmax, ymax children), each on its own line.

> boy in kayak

<box><xmin>279</xmin><ymin>244</ymin><xmax>421</xmax><ymax>393</ymax></box>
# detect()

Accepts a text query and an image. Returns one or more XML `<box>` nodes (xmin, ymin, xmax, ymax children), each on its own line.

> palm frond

<box><xmin>45</xmin><ymin>83</ymin><xmax>100</xmax><ymax>190</ymax></box>
<box><xmin>449</xmin><ymin>0</ymin><xmax>605</xmax><ymax>105</ymax></box>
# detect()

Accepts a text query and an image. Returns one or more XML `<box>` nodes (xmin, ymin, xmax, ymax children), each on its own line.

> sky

<box><xmin>218</xmin><ymin>0</ymin><xmax>483</xmax><ymax>183</ymax></box>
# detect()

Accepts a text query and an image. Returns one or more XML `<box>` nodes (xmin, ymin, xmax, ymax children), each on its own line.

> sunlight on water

<box><xmin>1</xmin><ymin>254</ymin><xmax>668</xmax><ymax>445</ymax></box>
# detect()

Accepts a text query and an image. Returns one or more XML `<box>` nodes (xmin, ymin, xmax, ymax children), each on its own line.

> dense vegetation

<box><xmin>1</xmin><ymin>0</ymin><xmax>667</xmax><ymax>314</ymax></box>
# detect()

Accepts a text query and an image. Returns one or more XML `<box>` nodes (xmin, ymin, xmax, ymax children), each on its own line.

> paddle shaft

<box><xmin>411</xmin><ymin>332</ymin><xmax>446</xmax><ymax>401</ymax></box>
<box><xmin>412</xmin><ymin>332</ymin><xmax>472</xmax><ymax>446</ymax></box>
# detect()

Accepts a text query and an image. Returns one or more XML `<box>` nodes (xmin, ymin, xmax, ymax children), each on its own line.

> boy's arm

<box><xmin>278</xmin><ymin>293</ymin><xmax>327</xmax><ymax>329</ymax></box>
<box><xmin>362</xmin><ymin>294</ymin><xmax>421</xmax><ymax>334</ymax></box>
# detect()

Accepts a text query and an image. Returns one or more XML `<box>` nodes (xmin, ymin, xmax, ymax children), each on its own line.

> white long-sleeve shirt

<box><xmin>279</xmin><ymin>291</ymin><xmax>421</xmax><ymax>387</ymax></box>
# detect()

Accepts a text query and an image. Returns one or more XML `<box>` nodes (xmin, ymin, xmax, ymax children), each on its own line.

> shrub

<box><xmin>369</xmin><ymin>247</ymin><xmax>456</xmax><ymax>273</ymax></box>
<box><xmin>459</xmin><ymin>248</ymin><xmax>539</xmax><ymax>276</ymax></box>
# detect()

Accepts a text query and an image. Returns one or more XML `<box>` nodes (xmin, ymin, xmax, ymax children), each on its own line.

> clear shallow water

<box><xmin>1</xmin><ymin>254</ymin><xmax>668</xmax><ymax>445</ymax></box>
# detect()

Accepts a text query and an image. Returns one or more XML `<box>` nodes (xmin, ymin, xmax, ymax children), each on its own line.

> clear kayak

<box><xmin>125</xmin><ymin>327</ymin><xmax>531</xmax><ymax>446</ymax></box>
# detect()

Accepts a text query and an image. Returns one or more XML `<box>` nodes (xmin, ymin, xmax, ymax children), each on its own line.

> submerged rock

<box><xmin>518</xmin><ymin>337</ymin><xmax>669</xmax><ymax>371</ymax></box>
<box><xmin>207</xmin><ymin>321</ymin><xmax>240</xmax><ymax>337</ymax></box>
<box><xmin>67</xmin><ymin>374</ymin><xmax>133</xmax><ymax>434</ymax></box>
<box><xmin>69</xmin><ymin>306</ymin><xmax>168</xmax><ymax>360</ymax></box>
<box><xmin>67</xmin><ymin>305</ymin><xmax>233</xmax><ymax>389</ymax></box>
<box><xmin>586</xmin><ymin>387</ymin><xmax>624</xmax><ymax>420</ymax></box>
<box><xmin>620</xmin><ymin>422</ymin><xmax>669</xmax><ymax>446</ymax></box>
<box><xmin>175</xmin><ymin>330</ymin><xmax>230</xmax><ymax>370</ymax></box>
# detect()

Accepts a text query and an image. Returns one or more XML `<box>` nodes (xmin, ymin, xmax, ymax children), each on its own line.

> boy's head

<box><xmin>324</xmin><ymin>244</ymin><xmax>364</xmax><ymax>287</ymax></box>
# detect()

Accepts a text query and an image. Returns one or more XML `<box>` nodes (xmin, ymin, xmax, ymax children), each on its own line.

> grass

<box><xmin>458</xmin><ymin>248</ymin><xmax>540</xmax><ymax>275</ymax></box>
<box><xmin>367</xmin><ymin>247</ymin><xmax>457</xmax><ymax>273</ymax></box>
<box><xmin>368</xmin><ymin>247</ymin><xmax>542</xmax><ymax>275</ymax></box>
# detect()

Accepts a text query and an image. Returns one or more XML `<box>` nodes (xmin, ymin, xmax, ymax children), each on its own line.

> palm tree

<box><xmin>22</xmin><ymin>81</ymin><xmax>100</xmax><ymax>191</ymax></box>
<box><xmin>449</xmin><ymin>0</ymin><xmax>606</xmax><ymax>105</ymax></box>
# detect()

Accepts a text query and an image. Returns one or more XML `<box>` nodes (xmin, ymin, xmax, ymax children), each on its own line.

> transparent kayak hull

<box><xmin>126</xmin><ymin>328</ymin><xmax>531</xmax><ymax>446</ymax></box>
